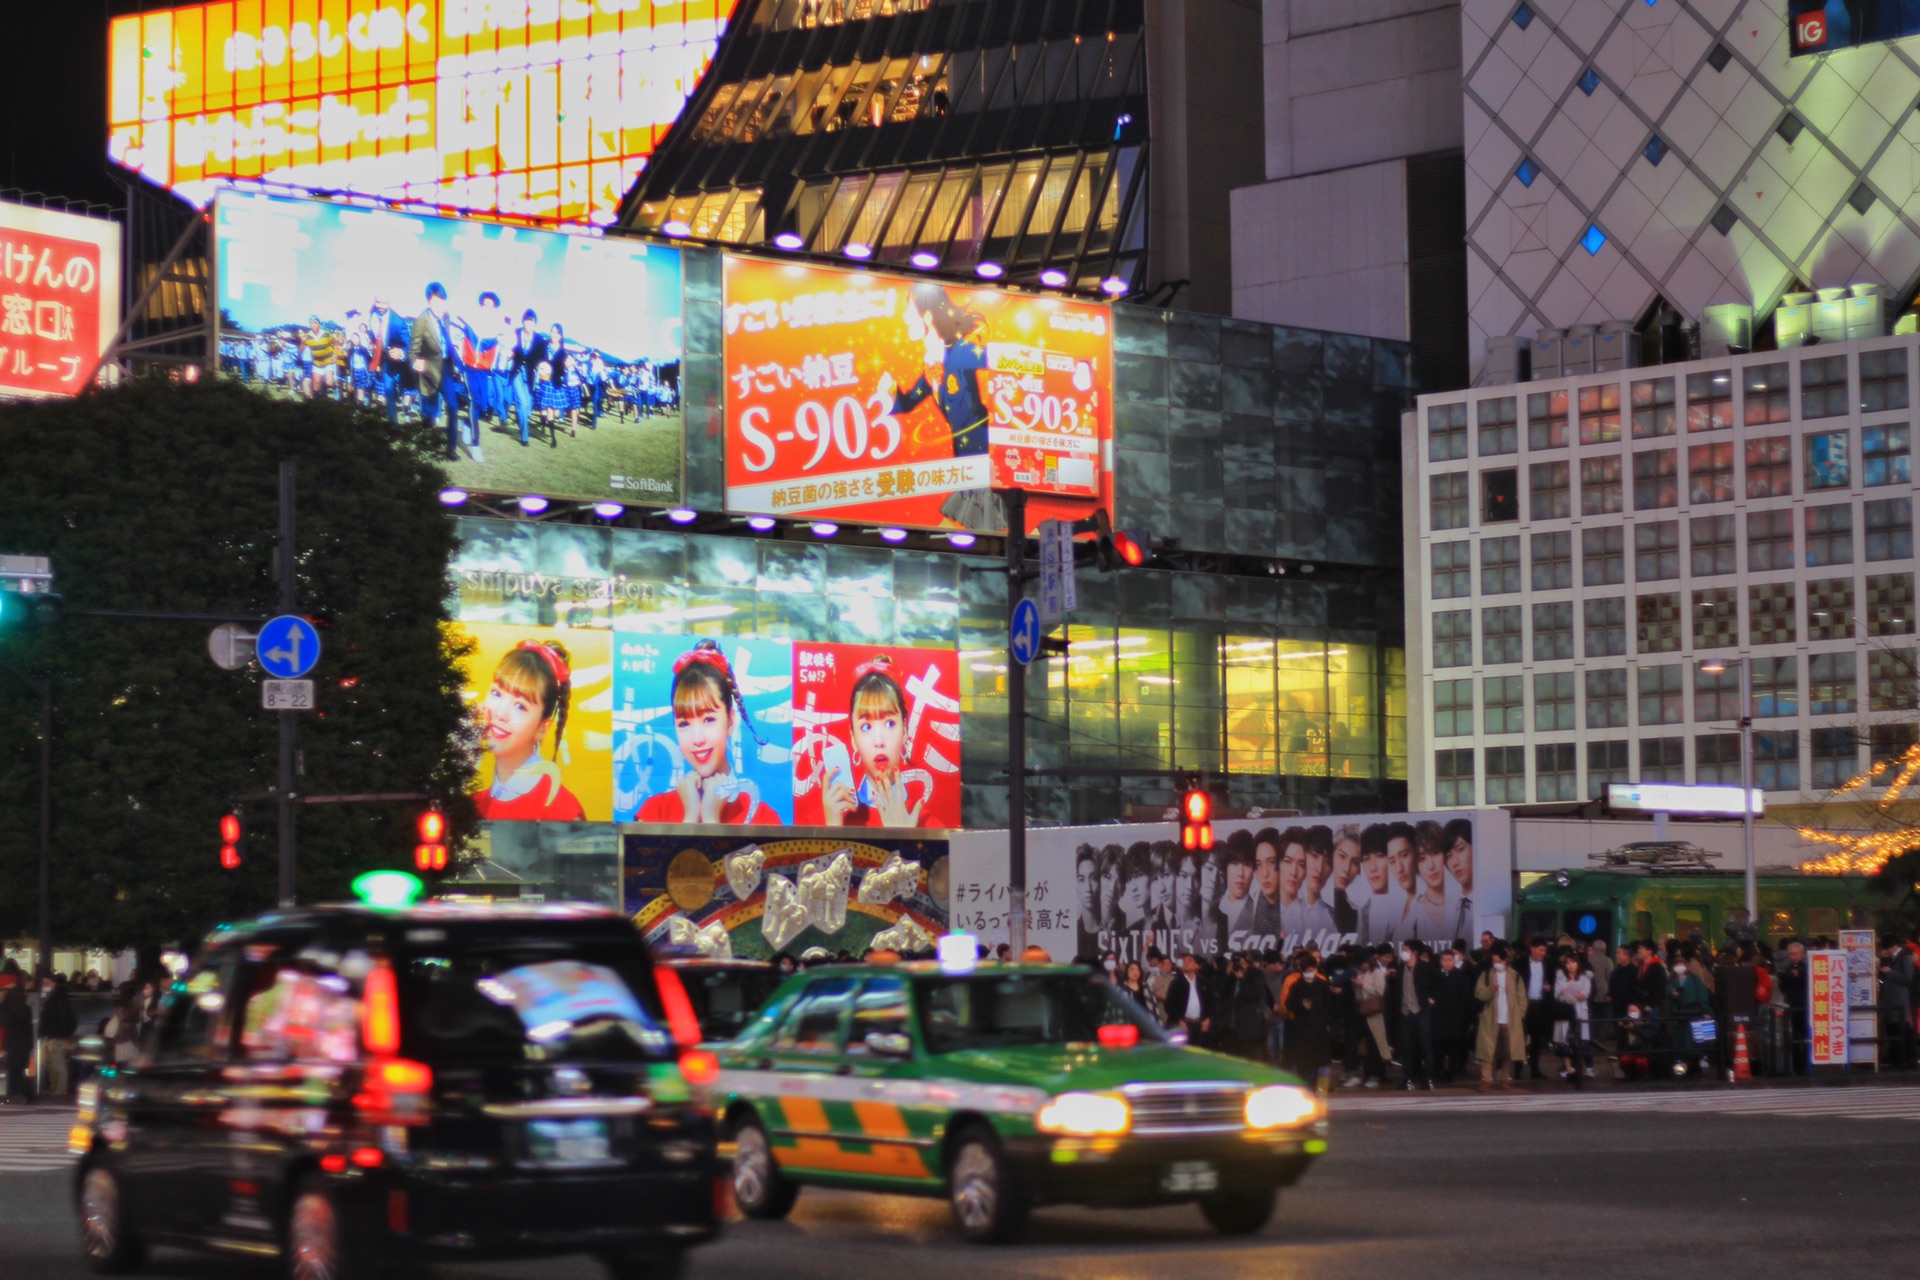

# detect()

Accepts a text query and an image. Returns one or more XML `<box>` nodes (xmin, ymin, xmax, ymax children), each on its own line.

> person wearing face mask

<box><xmin>1474</xmin><ymin>946</ymin><xmax>1528</xmax><ymax>1091</ymax></box>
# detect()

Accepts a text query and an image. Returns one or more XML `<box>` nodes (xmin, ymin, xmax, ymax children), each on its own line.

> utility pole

<box><xmin>1003</xmin><ymin>489</ymin><xmax>1028</xmax><ymax>957</ymax></box>
<box><xmin>277</xmin><ymin>461</ymin><xmax>297</xmax><ymax>908</ymax></box>
<box><xmin>36</xmin><ymin>674</ymin><xmax>50</xmax><ymax>978</ymax></box>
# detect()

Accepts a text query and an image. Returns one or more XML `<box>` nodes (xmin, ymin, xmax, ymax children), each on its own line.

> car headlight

<box><xmin>1244</xmin><ymin>1085</ymin><xmax>1320</xmax><ymax>1129</ymax></box>
<box><xmin>1036</xmin><ymin>1091</ymin><xmax>1131</xmax><ymax>1136</ymax></box>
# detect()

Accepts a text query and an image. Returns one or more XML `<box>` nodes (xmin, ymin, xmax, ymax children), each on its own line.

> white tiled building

<box><xmin>1407</xmin><ymin>334</ymin><xmax>1919</xmax><ymax>810</ymax></box>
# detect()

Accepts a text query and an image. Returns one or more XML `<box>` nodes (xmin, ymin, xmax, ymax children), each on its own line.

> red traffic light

<box><xmin>417</xmin><ymin>810</ymin><xmax>447</xmax><ymax>843</ymax></box>
<box><xmin>1114</xmin><ymin>531</ymin><xmax>1146</xmax><ymax>568</ymax></box>
<box><xmin>415</xmin><ymin>844</ymin><xmax>448</xmax><ymax>872</ymax></box>
<box><xmin>220</xmin><ymin>845</ymin><xmax>241</xmax><ymax>870</ymax></box>
<box><xmin>1182</xmin><ymin>789</ymin><xmax>1211</xmax><ymax>824</ymax></box>
<box><xmin>220</xmin><ymin>813</ymin><xmax>242</xmax><ymax>845</ymax></box>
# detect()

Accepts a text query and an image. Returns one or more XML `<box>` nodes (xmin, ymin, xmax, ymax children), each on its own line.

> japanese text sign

<box><xmin>721</xmin><ymin>256</ymin><xmax>1114</xmax><ymax>534</ymax></box>
<box><xmin>1808</xmin><ymin>949</ymin><xmax>1848</xmax><ymax>1067</ymax></box>
<box><xmin>0</xmin><ymin>201</ymin><xmax>121</xmax><ymax>401</ymax></box>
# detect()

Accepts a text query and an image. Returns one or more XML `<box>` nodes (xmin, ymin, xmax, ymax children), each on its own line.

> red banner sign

<box><xmin>1809</xmin><ymin>949</ymin><xmax>1848</xmax><ymax>1067</ymax></box>
<box><xmin>0</xmin><ymin>203</ymin><xmax>121</xmax><ymax>401</ymax></box>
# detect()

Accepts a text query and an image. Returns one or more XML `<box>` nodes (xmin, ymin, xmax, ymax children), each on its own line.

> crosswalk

<box><xmin>0</xmin><ymin>1109</ymin><xmax>77</xmax><ymax>1173</ymax></box>
<box><xmin>1331</xmin><ymin>1084</ymin><xmax>1920</xmax><ymax>1121</ymax></box>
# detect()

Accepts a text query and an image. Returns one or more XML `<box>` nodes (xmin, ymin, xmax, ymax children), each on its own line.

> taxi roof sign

<box><xmin>353</xmin><ymin>869</ymin><xmax>425</xmax><ymax>911</ymax></box>
<box><xmin>937</xmin><ymin>932</ymin><xmax>978</xmax><ymax>974</ymax></box>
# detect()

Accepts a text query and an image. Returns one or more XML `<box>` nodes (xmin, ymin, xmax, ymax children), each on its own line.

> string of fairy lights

<box><xmin>1796</xmin><ymin>741</ymin><xmax>1920</xmax><ymax>875</ymax></box>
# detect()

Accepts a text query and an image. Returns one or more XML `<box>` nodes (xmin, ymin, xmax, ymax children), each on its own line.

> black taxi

<box><xmin>70</xmin><ymin>880</ymin><xmax>723</xmax><ymax>1280</ymax></box>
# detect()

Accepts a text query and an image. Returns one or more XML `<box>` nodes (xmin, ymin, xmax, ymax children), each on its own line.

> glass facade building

<box><xmin>621</xmin><ymin>0</ymin><xmax>1151</xmax><ymax>293</ymax></box>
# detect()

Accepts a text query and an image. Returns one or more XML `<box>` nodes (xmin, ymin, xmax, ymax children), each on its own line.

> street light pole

<box><xmin>0</xmin><ymin>662</ymin><xmax>52</xmax><ymax>978</ymax></box>
<box><xmin>1738</xmin><ymin>657</ymin><xmax>1756</xmax><ymax>927</ymax></box>
<box><xmin>277</xmin><ymin>461</ymin><xmax>298</xmax><ymax>909</ymax></box>
<box><xmin>1003</xmin><ymin>489</ymin><xmax>1028</xmax><ymax>958</ymax></box>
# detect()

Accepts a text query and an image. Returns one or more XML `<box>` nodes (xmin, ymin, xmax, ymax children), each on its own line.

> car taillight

<box><xmin>652</xmin><ymin>967</ymin><xmax>703</xmax><ymax>1049</ymax></box>
<box><xmin>1097</xmin><ymin>1023</ymin><xmax>1139</xmax><ymax>1050</ymax></box>
<box><xmin>362</xmin><ymin>962</ymin><xmax>401</xmax><ymax>1055</ymax></box>
<box><xmin>352</xmin><ymin>1057</ymin><xmax>433</xmax><ymax>1115</ymax></box>
<box><xmin>372</xmin><ymin>1058</ymin><xmax>433</xmax><ymax>1093</ymax></box>
<box><xmin>678</xmin><ymin>1049</ymin><xmax>720</xmax><ymax>1087</ymax></box>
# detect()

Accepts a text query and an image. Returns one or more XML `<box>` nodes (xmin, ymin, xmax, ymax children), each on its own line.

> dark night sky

<box><xmin>2</xmin><ymin>3</ymin><xmax>145</xmax><ymax>207</ymax></box>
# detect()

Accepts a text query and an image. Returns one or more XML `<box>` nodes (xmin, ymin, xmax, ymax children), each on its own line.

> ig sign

<box><xmin>1793</xmin><ymin>10</ymin><xmax>1829</xmax><ymax>50</ymax></box>
<box><xmin>0</xmin><ymin>201</ymin><xmax>121</xmax><ymax>402</ymax></box>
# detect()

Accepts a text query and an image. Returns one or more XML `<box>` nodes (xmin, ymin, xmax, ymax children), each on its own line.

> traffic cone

<box><xmin>1732</xmin><ymin>1022</ymin><xmax>1752</xmax><ymax>1082</ymax></box>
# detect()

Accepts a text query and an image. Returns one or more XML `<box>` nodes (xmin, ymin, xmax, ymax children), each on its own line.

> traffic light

<box><xmin>414</xmin><ymin>809</ymin><xmax>448</xmax><ymax>873</ymax></box>
<box><xmin>1070</xmin><ymin>510</ymin><xmax>1152</xmax><ymax>572</ymax></box>
<box><xmin>1179</xmin><ymin>784</ymin><xmax>1213</xmax><ymax>851</ymax></box>
<box><xmin>219</xmin><ymin>813</ymin><xmax>243</xmax><ymax>870</ymax></box>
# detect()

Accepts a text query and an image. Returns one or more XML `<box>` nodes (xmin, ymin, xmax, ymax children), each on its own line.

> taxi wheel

<box><xmin>77</xmin><ymin>1163</ymin><xmax>147</xmax><ymax>1273</ymax></box>
<box><xmin>947</xmin><ymin>1127</ymin><xmax>1029</xmax><ymax>1244</ymax></box>
<box><xmin>731</xmin><ymin>1119</ymin><xmax>799</xmax><ymax>1220</ymax></box>
<box><xmin>1199</xmin><ymin>1188</ymin><xmax>1277</xmax><ymax>1236</ymax></box>
<box><xmin>286</xmin><ymin>1177</ymin><xmax>377</xmax><ymax>1280</ymax></box>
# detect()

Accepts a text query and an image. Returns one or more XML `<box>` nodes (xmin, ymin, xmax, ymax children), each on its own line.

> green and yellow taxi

<box><xmin>715</xmin><ymin>960</ymin><xmax>1326</xmax><ymax>1242</ymax></box>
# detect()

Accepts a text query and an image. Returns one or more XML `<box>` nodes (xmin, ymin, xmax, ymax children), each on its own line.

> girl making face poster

<box><xmin>635</xmin><ymin>640</ymin><xmax>782</xmax><ymax>826</ymax></box>
<box><xmin>475</xmin><ymin>640</ymin><xmax>588</xmax><ymax>822</ymax></box>
<box><xmin>821</xmin><ymin>656</ymin><xmax>926</xmax><ymax>828</ymax></box>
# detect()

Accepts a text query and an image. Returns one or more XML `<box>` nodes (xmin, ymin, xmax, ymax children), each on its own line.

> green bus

<box><xmin>1512</xmin><ymin>864</ymin><xmax>1882</xmax><ymax>950</ymax></box>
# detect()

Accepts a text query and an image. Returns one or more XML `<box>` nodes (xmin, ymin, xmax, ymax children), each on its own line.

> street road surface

<box><xmin>3</xmin><ymin>1088</ymin><xmax>1916</xmax><ymax>1279</ymax></box>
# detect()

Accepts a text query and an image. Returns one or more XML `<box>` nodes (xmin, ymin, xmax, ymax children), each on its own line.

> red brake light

<box><xmin>350</xmin><ymin>1146</ymin><xmax>385</xmax><ymax>1168</ymax></box>
<box><xmin>319</xmin><ymin>1153</ymin><xmax>348</xmax><ymax>1174</ymax></box>
<box><xmin>678</xmin><ymin>1049</ymin><xmax>721</xmax><ymax>1087</ymax></box>
<box><xmin>374</xmin><ymin>1058</ymin><xmax>433</xmax><ymax>1093</ymax></box>
<box><xmin>363</xmin><ymin>963</ymin><xmax>401</xmax><ymax>1055</ymax></box>
<box><xmin>652</xmin><ymin>966</ymin><xmax>703</xmax><ymax>1049</ymax></box>
<box><xmin>1097</xmin><ymin>1023</ymin><xmax>1140</xmax><ymax>1050</ymax></box>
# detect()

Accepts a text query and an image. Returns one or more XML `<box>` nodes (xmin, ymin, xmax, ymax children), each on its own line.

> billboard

<box><xmin>0</xmin><ymin>202</ymin><xmax>122</xmax><ymax>401</ymax></box>
<box><xmin>214</xmin><ymin>188</ymin><xmax>684</xmax><ymax>504</ymax></box>
<box><xmin>108</xmin><ymin>0</ymin><xmax>741</xmax><ymax>225</ymax></box>
<box><xmin>1789</xmin><ymin>1</ymin><xmax>1920</xmax><ymax>54</ymax></box>
<box><xmin>949</xmin><ymin>812</ymin><xmax>1514</xmax><ymax>965</ymax></box>
<box><xmin>464</xmin><ymin>621</ymin><xmax>961</xmax><ymax>829</ymax></box>
<box><xmin>721</xmin><ymin>256</ymin><xmax>1114</xmax><ymax>534</ymax></box>
<box><xmin>626</xmin><ymin>834</ymin><xmax>949</xmax><ymax>959</ymax></box>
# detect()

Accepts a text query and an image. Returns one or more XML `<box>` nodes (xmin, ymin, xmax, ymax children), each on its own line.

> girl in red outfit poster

<box><xmin>634</xmin><ymin>640</ymin><xmax>783</xmax><ymax>825</ymax></box>
<box><xmin>473</xmin><ymin>639</ymin><xmax>588</xmax><ymax>822</ymax></box>
<box><xmin>793</xmin><ymin>645</ymin><xmax>961</xmax><ymax>829</ymax></box>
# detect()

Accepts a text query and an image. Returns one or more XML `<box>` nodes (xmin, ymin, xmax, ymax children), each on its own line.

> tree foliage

<box><xmin>0</xmin><ymin>377</ymin><xmax>475</xmax><ymax>952</ymax></box>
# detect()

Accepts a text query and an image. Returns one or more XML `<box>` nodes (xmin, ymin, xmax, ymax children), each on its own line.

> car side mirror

<box><xmin>73</xmin><ymin>1035</ymin><xmax>107</xmax><ymax>1066</ymax></box>
<box><xmin>864</xmin><ymin>1031</ymin><xmax>912</xmax><ymax>1058</ymax></box>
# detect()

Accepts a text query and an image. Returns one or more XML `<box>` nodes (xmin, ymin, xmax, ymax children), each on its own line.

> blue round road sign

<box><xmin>257</xmin><ymin>614</ymin><xmax>321</xmax><ymax>679</ymax></box>
<box><xmin>1010</xmin><ymin>598</ymin><xmax>1042</xmax><ymax>665</ymax></box>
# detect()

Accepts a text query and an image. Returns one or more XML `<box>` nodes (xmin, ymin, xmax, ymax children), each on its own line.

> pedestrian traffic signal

<box><xmin>1179</xmin><ymin>785</ymin><xmax>1213</xmax><ymax>851</ymax></box>
<box><xmin>414</xmin><ymin>809</ymin><xmax>448</xmax><ymax>872</ymax></box>
<box><xmin>1069</xmin><ymin>511</ymin><xmax>1153</xmax><ymax>572</ymax></box>
<box><xmin>219</xmin><ymin>812</ymin><xmax>243</xmax><ymax>870</ymax></box>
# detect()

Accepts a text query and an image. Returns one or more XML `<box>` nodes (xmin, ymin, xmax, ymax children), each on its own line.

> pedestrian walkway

<box><xmin>0</xmin><ymin>1108</ymin><xmax>77</xmax><ymax>1173</ymax></box>
<box><xmin>1332</xmin><ymin>1084</ymin><xmax>1920</xmax><ymax>1122</ymax></box>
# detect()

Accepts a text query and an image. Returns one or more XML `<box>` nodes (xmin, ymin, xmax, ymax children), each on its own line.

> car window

<box><xmin>152</xmin><ymin>957</ymin><xmax>238</xmax><ymax>1065</ymax></box>
<box><xmin>772</xmin><ymin>977</ymin><xmax>857</xmax><ymax>1055</ymax></box>
<box><xmin>843</xmin><ymin>976</ymin><xmax>912</xmax><ymax>1057</ymax></box>
<box><xmin>677</xmin><ymin>967</ymin><xmax>785</xmax><ymax>1042</ymax></box>
<box><xmin>915</xmin><ymin>974</ymin><xmax>1165</xmax><ymax>1055</ymax></box>
<box><xmin>235</xmin><ymin>961</ymin><xmax>360</xmax><ymax>1063</ymax></box>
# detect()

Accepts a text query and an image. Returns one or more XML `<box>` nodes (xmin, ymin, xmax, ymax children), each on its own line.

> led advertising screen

<box><xmin>1788</xmin><ymin>0</ymin><xmax>1920</xmax><ymax>54</ymax></box>
<box><xmin>0</xmin><ymin>201</ymin><xmax>123</xmax><ymax>401</ymax></box>
<box><xmin>721</xmin><ymin>256</ymin><xmax>1114</xmax><ymax>534</ymax></box>
<box><xmin>108</xmin><ymin>0</ymin><xmax>741</xmax><ymax>225</ymax></box>
<box><xmin>464</xmin><ymin>621</ymin><xmax>960</xmax><ymax>829</ymax></box>
<box><xmin>214</xmin><ymin>188</ymin><xmax>684</xmax><ymax>504</ymax></box>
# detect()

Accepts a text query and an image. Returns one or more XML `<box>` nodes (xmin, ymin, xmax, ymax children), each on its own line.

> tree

<box><xmin>0</xmin><ymin>377</ymin><xmax>475</xmax><ymax>954</ymax></box>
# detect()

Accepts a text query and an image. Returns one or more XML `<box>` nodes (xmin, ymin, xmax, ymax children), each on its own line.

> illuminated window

<box><xmin>1750</xmin><ymin>655</ymin><xmax>1797</xmax><ymax>717</ymax></box>
<box><xmin>1807</xmin><ymin>578</ymin><xmax>1853</xmax><ymax>641</ymax></box>
<box><xmin>1869</xmin><ymin>649</ymin><xmax>1918</xmax><ymax>712</ymax></box>
<box><xmin>1631</xmin><ymin>377</ymin><xmax>1675</xmax><ymax>438</ymax></box>
<box><xmin>1686</xmin><ymin>371</ymin><xmax>1734</xmax><ymax>432</ymax></box>
<box><xmin>1577</xmin><ymin>383</ymin><xmax>1621</xmax><ymax>444</ymax></box>
<box><xmin>1527</xmin><ymin>390</ymin><xmax>1569</xmax><ymax>449</ymax></box>
<box><xmin>1745</xmin><ymin>436</ymin><xmax>1792</xmax><ymax>498</ymax></box>
<box><xmin>1806</xmin><ymin>432</ymin><xmax>1850</xmax><ymax>491</ymax></box>
<box><xmin>1863</xmin><ymin>425</ymin><xmax>1911</xmax><ymax>487</ymax></box>
<box><xmin>1688</xmin><ymin>442</ymin><xmax>1734</xmax><ymax>503</ymax></box>
<box><xmin>1742</xmin><ymin>363</ymin><xmax>1790</xmax><ymax>425</ymax></box>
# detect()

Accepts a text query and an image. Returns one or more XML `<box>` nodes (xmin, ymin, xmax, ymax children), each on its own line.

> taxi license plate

<box><xmin>1161</xmin><ymin>1161</ymin><xmax>1219</xmax><ymax>1194</ymax></box>
<box><xmin>525</xmin><ymin>1118</ymin><xmax>612</xmax><ymax>1166</ymax></box>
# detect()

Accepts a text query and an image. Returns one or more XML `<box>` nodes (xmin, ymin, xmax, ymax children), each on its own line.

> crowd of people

<box><xmin>0</xmin><ymin>962</ymin><xmax>165</xmax><ymax>1104</ymax></box>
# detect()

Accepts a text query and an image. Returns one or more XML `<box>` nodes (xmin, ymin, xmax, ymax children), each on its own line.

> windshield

<box><xmin>674</xmin><ymin>966</ymin><xmax>786</xmax><ymax>1043</ymax></box>
<box><xmin>914</xmin><ymin>973</ymin><xmax>1167</xmax><ymax>1055</ymax></box>
<box><xmin>399</xmin><ymin>938</ymin><xmax>675</xmax><ymax>1063</ymax></box>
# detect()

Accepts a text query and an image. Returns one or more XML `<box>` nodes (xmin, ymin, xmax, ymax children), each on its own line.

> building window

<box><xmin>1859</xmin><ymin>348</ymin><xmax>1908</xmax><ymax>413</ymax></box>
<box><xmin>1482</xmin><ymin>469</ymin><xmax>1519</xmax><ymax>523</ymax></box>
<box><xmin>1527</xmin><ymin>389</ymin><xmax>1569</xmax><ymax>450</ymax></box>
<box><xmin>1534</xmin><ymin>671</ymin><xmax>1575</xmax><ymax>731</ymax></box>
<box><xmin>1427</xmin><ymin>402</ymin><xmax>1468</xmax><ymax>461</ymax></box>
<box><xmin>1696</xmin><ymin>733</ymin><xmax>1742</xmax><ymax>784</ymax></box>
<box><xmin>1742</xmin><ymin>362</ymin><xmax>1790</xmax><ymax>425</ymax></box>
<box><xmin>1745</xmin><ymin>435</ymin><xmax>1792</xmax><ymax>498</ymax></box>
<box><xmin>1433</xmin><ymin>609</ymin><xmax>1472</xmax><ymax>668</ymax></box>
<box><xmin>1754</xmin><ymin>731</ymin><xmax>1800</xmax><ymax>791</ymax></box>
<box><xmin>1688</xmin><ymin>442</ymin><xmax>1734</xmax><ymax>503</ymax></box>
<box><xmin>1692</xmin><ymin>586</ymin><xmax>1739</xmax><ymax>649</ymax></box>
<box><xmin>1530</xmin><ymin>461</ymin><xmax>1571</xmax><ymax>519</ymax></box>
<box><xmin>1687</xmin><ymin>370</ymin><xmax>1734</xmax><ymax>432</ymax></box>
<box><xmin>1863</xmin><ymin>425</ymin><xmax>1910</xmax><ymax>487</ymax></box>
<box><xmin>1632</xmin><ymin>448</ymin><xmax>1678</xmax><ymax>510</ymax></box>
<box><xmin>1747</xmin><ymin>509</ymin><xmax>1795</xmax><ymax>572</ymax></box>
<box><xmin>1433</xmin><ymin>678</ymin><xmax>1475</xmax><ymax>736</ymax></box>
<box><xmin>1811</xmin><ymin>728</ymin><xmax>1859</xmax><ymax>790</ymax></box>
<box><xmin>1485</xmin><ymin>745</ymin><xmax>1527</xmax><ymax>804</ymax></box>
<box><xmin>1483</xmin><ymin>675</ymin><xmax>1525</xmax><ymax>735</ymax></box>
<box><xmin>1635</xmin><ymin>520</ymin><xmax>1680</xmax><ymax>582</ymax></box>
<box><xmin>1807</xmin><ymin>578</ymin><xmax>1854</xmax><ymax>641</ymax></box>
<box><xmin>1871</xmin><ymin>723</ymin><xmax>1919</xmax><ymax>770</ymax></box>
<box><xmin>1636</xmin><ymin>592</ymin><xmax>1682</xmax><ymax>654</ymax></box>
<box><xmin>1806</xmin><ymin>431</ymin><xmax>1850</xmax><ymax>490</ymax></box>
<box><xmin>1865</xmin><ymin>572</ymin><xmax>1915</xmax><ymax>636</ymax></box>
<box><xmin>1577</xmin><ymin>383</ymin><xmax>1622</xmax><ymax>444</ymax></box>
<box><xmin>1584</xmin><ymin>596</ymin><xmax>1626</xmax><ymax>657</ymax></box>
<box><xmin>1431</xmin><ymin>541</ymin><xmax>1472</xmax><ymax>598</ymax></box>
<box><xmin>1865</xmin><ymin>496</ymin><xmax>1913</xmax><ymax>561</ymax></box>
<box><xmin>1631</xmin><ymin>377</ymin><xmax>1676</xmax><ymax>438</ymax></box>
<box><xmin>1434</xmin><ymin>749</ymin><xmax>1475</xmax><ymax>806</ymax></box>
<box><xmin>1749</xmin><ymin>582</ymin><xmax>1796</xmax><ymax>645</ymax></box>
<box><xmin>1585</xmin><ymin>668</ymin><xmax>1627</xmax><ymax>727</ymax></box>
<box><xmin>1533</xmin><ymin>600</ymin><xmax>1574</xmax><ymax>660</ymax></box>
<box><xmin>1750</xmin><ymin>655</ymin><xmax>1798</xmax><ymax>717</ymax></box>
<box><xmin>1482</xmin><ymin>605</ymin><xmax>1523</xmax><ymax>665</ymax></box>
<box><xmin>1478</xmin><ymin>396</ymin><xmax>1518</xmax><ymax>456</ymax></box>
<box><xmin>1536</xmin><ymin>743</ymin><xmax>1578</xmax><ymax>801</ymax></box>
<box><xmin>1691</xmin><ymin>665</ymin><xmax>1738</xmax><ymax>726</ymax></box>
<box><xmin>1580</xmin><ymin>456</ymin><xmax>1623</xmax><ymax>515</ymax></box>
<box><xmin>1640</xmin><ymin>736</ymin><xmax>1686</xmax><ymax>783</ymax></box>
<box><xmin>1481</xmin><ymin>536</ymin><xmax>1521</xmax><ymax>594</ymax></box>
<box><xmin>1805</xmin><ymin>504</ymin><xmax>1853</xmax><ymax>567</ymax></box>
<box><xmin>1691</xmin><ymin>514</ymin><xmax>1737</xmax><ymax>576</ymax></box>
<box><xmin>1588</xmin><ymin>740</ymin><xmax>1628</xmax><ymax>798</ymax></box>
<box><xmin>1868</xmin><ymin>649</ymin><xmax>1918</xmax><ymax>712</ymax></box>
<box><xmin>1582</xmin><ymin>526</ymin><xmax>1625</xmax><ymax>586</ymax></box>
<box><xmin>1800</xmin><ymin>354</ymin><xmax>1850</xmax><ymax>419</ymax></box>
<box><xmin>1532</xmin><ymin>530</ymin><xmax>1573</xmax><ymax>590</ymax></box>
<box><xmin>1430</xmin><ymin>473</ymin><xmax>1469</xmax><ymax>530</ymax></box>
<box><xmin>1638</xmin><ymin>662</ymin><xmax>1685</xmax><ymax>725</ymax></box>
<box><xmin>1807</xmin><ymin>651</ymin><xmax>1857</xmax><ymax>715</ymax></box>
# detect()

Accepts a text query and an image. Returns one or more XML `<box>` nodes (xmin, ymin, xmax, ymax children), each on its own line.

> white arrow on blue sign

<box><xmin>256</xmin><ymin>614</ymin><xmax>321</xmax><ymax>680</ymax></box>
<box><xmin>1010</xmin><ymin>597</ymin><xmax>1042</xmax><ymax>665</ymax></box>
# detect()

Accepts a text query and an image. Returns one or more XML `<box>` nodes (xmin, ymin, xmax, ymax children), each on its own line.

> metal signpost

<box><xmin>1037</xmin><ymin>519</ymin><xmax>1076</xmax><ymax>625</ymax></box>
